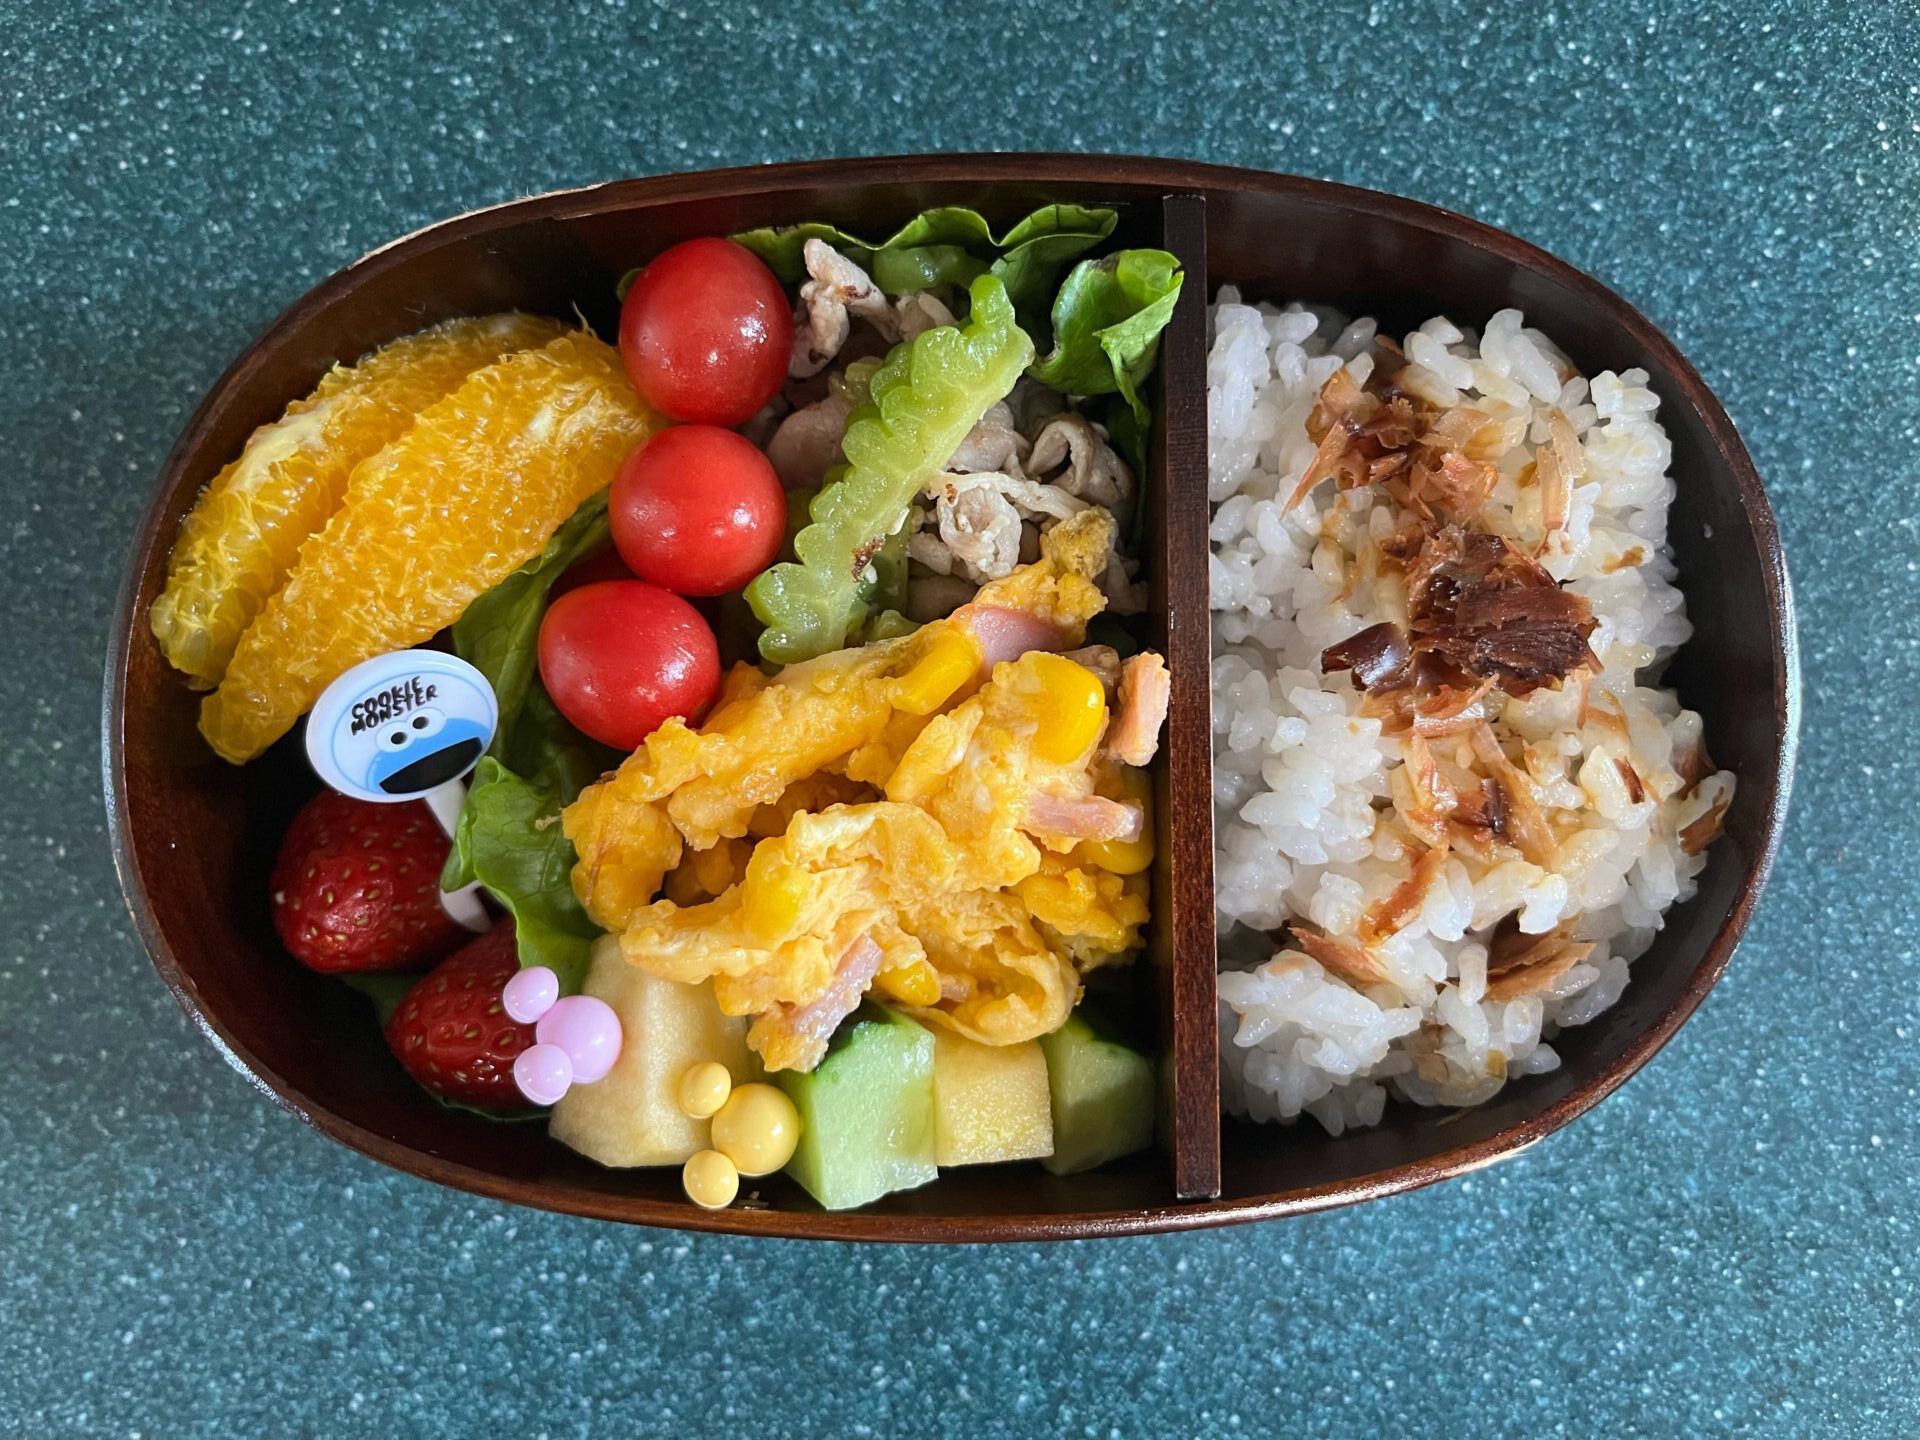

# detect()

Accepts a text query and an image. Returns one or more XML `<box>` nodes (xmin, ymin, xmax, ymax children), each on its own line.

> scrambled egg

<box><xmin>563</xmin><ymin>511</ymin><xmax>1161</xmax><ymax>1071</ymax></box>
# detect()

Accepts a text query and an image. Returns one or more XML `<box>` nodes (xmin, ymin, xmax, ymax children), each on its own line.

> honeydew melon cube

<box><xmin>776</xmin><ymin>1004</ymin><xmax>936</xmax><ymax>1210</ymax></box>
<box><xmin>1038</xmin><ymin>1013</ymin><xmax>1155</xmax><ymax>1175</ymax></box>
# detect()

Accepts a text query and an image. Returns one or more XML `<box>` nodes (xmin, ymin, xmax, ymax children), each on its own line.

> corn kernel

<box><xmin>892</xmin><ymin>628</ymin><xmax>982</xmax><ymax>715</ymax></box>
<box><xmin>1079</xmin><ymin>831</ymin><xmax>1153</xmax><ymax>875</ymax></box>
<box><xmin>741</xmin><ymin>849</ymin><xmax>807</xmax><ymax>943</ymax></box>
<box><xmin>1014</xmin><ymin>870</ymin><xmax>1081</xmax><ymax>923</ymax></box>
<box><xmin>1027</xmin><ymin>653</ymin><xmax>1108</xmax><ymax>763</ymax></box>
<box><xmin>875</xmin><ymin>957</ymin><xmax>941</xmax><ymax>1007</ymax></box>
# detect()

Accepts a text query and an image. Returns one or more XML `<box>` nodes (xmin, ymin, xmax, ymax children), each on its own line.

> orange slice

<box><xmin>200</xmin><ymin>331</ymin><xmax>663</xmax><ymax>764</ymax></box>
<box><xmin>150</xmin><ymin>312</ymin><xmax>571</xmax><ymax>689</ymax></box>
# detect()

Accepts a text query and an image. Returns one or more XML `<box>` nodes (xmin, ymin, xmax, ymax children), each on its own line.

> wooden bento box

<box><xmin>104</xmin><ymin>156</ymin><xmax>1796</xmax><ymax>1241</ymax></box>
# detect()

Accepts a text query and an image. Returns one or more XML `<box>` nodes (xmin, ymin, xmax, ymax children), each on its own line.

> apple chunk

<box><xmin>930</xmin><ymin>1028</ymin><xmax>1053</xmax><ymax>1167</ymax></box>
<box><xmin>550</xmin><ymin>936</ymin><xmax>758</xmax><ymax>1168</ymax></box>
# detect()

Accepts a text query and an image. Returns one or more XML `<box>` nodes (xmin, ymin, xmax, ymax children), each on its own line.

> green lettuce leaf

<box><xmin>1102</xmin><ymin>394</ymin><xmax>1150</xmax><ymax>486</ymax></box>
<box><xmin>450</xmin><ymin>492</ymin><xmax>622</xmax><ymax>801</ymax></box>
<box><xmin>989</xmin><ymin>204</ymin><xmax>1121</xmax><ymax>323</ymax></box>
<box><xmin>439</xmin><ymin>757</ymin><xmax>600</xmax><ymax>994</ymax></box>
<box><xmin>452</xmin><ymin>494</ymin><xmax>611</xmax><ymax>764</ymax></box>
<box><xmin>731</xmin><ymin>204</ymin><xmax>1116</xmax><ymax>310</ymax></box>
<box><xmin>1029</xmin><ymin>249</ymin><xmax>1184</xmax><ymax>425</ymax></box>
<box><xmin>728</xmin><ymin>221</ymin><xmax>876</xmax><ymax>284</ymax></box>
<box><xmin>496</xmin><ymin>684</ymin><xmax>617</xmax><ymax>806</ymax></box>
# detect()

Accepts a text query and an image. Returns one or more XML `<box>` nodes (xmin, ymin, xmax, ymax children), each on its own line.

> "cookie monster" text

<box><xmin>348</xmin><ymin>677</ymin><xmax>439</xmax><ymax>735</ymax></box>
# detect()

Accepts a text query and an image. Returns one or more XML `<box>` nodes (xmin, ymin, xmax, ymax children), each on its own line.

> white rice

<box><xmin>1208</xmin><ymin>289</ymin><xmax>1736</xmax><ymax>1134</ymax></box>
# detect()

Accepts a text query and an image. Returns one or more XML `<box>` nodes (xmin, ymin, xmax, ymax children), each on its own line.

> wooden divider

<box><xmin>1149</xmin><ymin>193</ymin><xmax>1221</xmax><ymax>1200</ymax></box>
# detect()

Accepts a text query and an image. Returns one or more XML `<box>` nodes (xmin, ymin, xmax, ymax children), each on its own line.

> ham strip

<box><xmin>755</xmin><ymin>934</ymin><xmax>886</xmax><ymax>1072</ymax></box>
<box><xmin>1106</xmin><ymin>653</ymin><xmax>1170</xmax><ymax>766</ymax></box>
<box><xmin>953</xmin><ymin>603</ymin><xmax>1068</xmax><ymax>666</ymax></box>
<box><xmin>1023</xmin><ymin>791</ymin><xmax>1144</xmax><ymax>844</ymax></box>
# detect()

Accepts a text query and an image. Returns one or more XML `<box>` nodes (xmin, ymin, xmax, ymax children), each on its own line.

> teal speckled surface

<box><xmin>4</xmin><ymin>1</ymin><xmax>1916</xmax><ymax>1434</ymax></box>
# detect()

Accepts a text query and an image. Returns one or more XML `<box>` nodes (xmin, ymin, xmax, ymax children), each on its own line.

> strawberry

<box><xmin>271</xmin><ymin>789</ymin><xmax>470</xmax><ymax>973</ymax></box>
<box><xmin>384</xmin><ymin>920</ymin><xmax>537</xmax><ymax>1109</ymax></box>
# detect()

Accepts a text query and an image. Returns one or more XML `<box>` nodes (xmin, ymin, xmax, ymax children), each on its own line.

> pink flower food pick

<box><xmin>536</xmin><ymin>995</ymin><xmax>623</xmax><ymax>1084</ymax></box>
<box><xmin>513</xmin><ymin>1043</ymin><xmax>574</xmax><ymax>1106</ymax></box>
<box><xmin>501</xmin><ymin>965</ymin><xmax>560</xmax><ymax>1024</ymax></box>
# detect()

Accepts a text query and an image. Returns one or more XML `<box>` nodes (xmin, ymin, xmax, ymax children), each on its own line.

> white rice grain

<box><xmin>1210</xmin><ymin>290</ymin><xmax>1735</xmax><ymax>1131</ymax></box>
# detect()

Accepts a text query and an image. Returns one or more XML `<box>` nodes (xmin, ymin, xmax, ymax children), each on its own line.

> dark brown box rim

<box><xmin>102</xmin><ymin>154</ymin><xmax>1799</xmax><ymax>1242</ymax></box>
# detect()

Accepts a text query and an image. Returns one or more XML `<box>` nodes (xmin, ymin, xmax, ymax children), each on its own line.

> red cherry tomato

<box><xmin>610</xmin><ymin>426</ymin><xmax>786</xmax><ymax>596</ymax></box>
<box><xmin>618</xmin><ymin>238</ymin><xmax>791</xmax><ymax>426</ymax></box>
<box><xmin>549</xmin><ymin>545</ymin><xmax>635</xmax><ymax>599</ymax></box>
<box><xmin>537</xmin><ymin>581</ymin><xmax>720</xmax><ymax>751</ymax></box>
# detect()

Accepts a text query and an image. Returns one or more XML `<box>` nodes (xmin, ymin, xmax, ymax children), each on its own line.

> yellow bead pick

<box><xmin>710</xmin><ymin>1083</ymin><xmax>802</xmax><ymax>1177</ymax></box>
<box><xmin>682</xmin><ymin>1149</ymin><xmax>740</xmax><ymax>1210</ymax></box>
<box><xmin>677</xmin><ymin>1061</ymin><xmax>734</xmax><ymax>1120</ymax></box>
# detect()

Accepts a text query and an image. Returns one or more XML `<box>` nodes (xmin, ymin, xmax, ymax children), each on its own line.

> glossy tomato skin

<box><xmin>618</xmin><ymin>238</ymin><xmax>791</xmax><ymax>426</ymax></box>
<box><xmin>610</xmin><ymin>426</ymin><xmax>786</xmax><ymax>596</ymax></box>
<box><xmin>537</xmin><ymin>580</ymin><xmax>720</xmax><ymax>751</ymax></box>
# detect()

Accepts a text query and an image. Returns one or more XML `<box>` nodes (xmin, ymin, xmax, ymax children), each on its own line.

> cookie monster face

<box><xmin>306</xmin><ymin>650</ymin><xmax>499</xmax><ymax>805</ymax></box>
<box><xmin>367</xmin><ymin>707</ymin><xmax>494</xmax><ymax>796</ymax></box>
